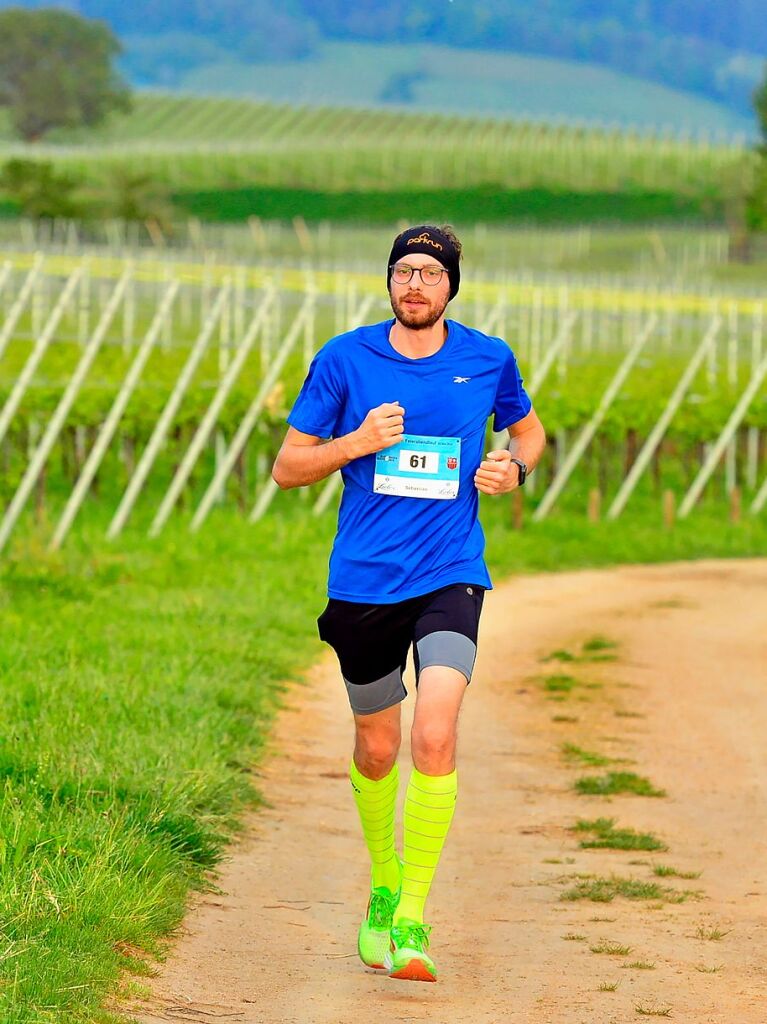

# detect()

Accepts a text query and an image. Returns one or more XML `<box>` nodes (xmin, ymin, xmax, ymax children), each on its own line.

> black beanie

<box><xmin>387</xmin><ymin>225</ymin><xmax>461</xmax><ymax>300</ymax></box>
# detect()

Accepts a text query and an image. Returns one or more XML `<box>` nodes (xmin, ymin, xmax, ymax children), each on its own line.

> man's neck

<box><xmin>389</xmin><ymin>318</ymin><xmax>448</xmax><ymax>360</ymax></box>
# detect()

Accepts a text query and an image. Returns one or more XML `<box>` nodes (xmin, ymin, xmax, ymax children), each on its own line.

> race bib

<box><xmin>374</xmin><ymin>434</ymin><xmax>461</xmax><ymax>499</ymax></box>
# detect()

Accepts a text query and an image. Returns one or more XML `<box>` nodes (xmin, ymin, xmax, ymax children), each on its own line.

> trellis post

<box><xmin>533</xmin><ymin>316</ymin><xmax>657</xmax><ymax>521</ymax></box>
<box><xmin>107</xmin><ymin>284</ymin><xmax>230</xmax><ymax>538</ymax></box>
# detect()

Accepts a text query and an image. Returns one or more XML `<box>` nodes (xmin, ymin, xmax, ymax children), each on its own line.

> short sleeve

<box><xmin>493</xmin><ymin>345</ymin><xmax>532</xmax><ymax>432</ymax></box>
<box><xmin>286</xmin><ymin>345</ymin><xmax>345</xmax><ymax>438</ymax></box>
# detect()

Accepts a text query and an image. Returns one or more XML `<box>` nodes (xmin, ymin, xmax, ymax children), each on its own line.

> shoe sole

<box><xmin>388</xmin><ymin>958</ymin><xmax>436</xmax><ymax>983</ymax></box>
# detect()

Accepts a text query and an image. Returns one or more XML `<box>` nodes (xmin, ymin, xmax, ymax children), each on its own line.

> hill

<box><xmin>2</xmin><ymin>0</ymin><xmax>765</xmax><ymax>129</ymax></box>
<box><xmin>167</xmin><ymin>41</ymin><xmax>754</xmax><ymax>138</ymax></box>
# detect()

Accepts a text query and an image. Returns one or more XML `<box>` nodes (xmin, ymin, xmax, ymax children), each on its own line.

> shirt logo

<box><xmin>453</xmin><ymin>376</ymin><xmax>471</xmax><ymax>383</ymax></box>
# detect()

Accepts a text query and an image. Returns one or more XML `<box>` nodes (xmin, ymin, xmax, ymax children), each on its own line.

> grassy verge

<box><xmin>481</xmin><ymin>495</ymin><xmax>767</xmax><ymax>574</ymax></box>
<box><xmin>0</xmin><ymin>508</ymin><xmax>334</xmax><ymax>1023</ymax></box>
<box><xmin>0</xmin><ymin>495</ymin><xmax>765</xmax><ymax>1021</ymax></box>
<box><xmin>171</xmin><ymin>184</ymin><xmax>718</xmax><ymax>225</ymax></box>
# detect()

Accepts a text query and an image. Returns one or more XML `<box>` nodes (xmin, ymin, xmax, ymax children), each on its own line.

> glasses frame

<box><xmin>389</xmin><ymin>263</ymin><xmax>448</xmax><ymax>287</ymax></box>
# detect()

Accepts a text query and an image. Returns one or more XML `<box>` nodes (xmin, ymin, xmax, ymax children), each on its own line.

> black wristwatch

<box><xmin>509</xmin><ymin>457</ymin><xmax>527</xmax><ymax>486</ymax></box>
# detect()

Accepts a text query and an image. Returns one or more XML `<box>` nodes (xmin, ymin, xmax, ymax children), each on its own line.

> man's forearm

<box><xmin>272</xmin><ymin>434</ymin><xmax>357</xmax><ymax>489</ymax></box>
<box><xmin>508</xmin><ymin>425</ymin><xmax>546</xmax><ymax>473</ymax></box>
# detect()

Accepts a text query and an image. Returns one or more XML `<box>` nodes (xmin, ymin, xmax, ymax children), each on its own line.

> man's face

<box><xmin>389</xmin><ymin>254</ymin><xmax>451</xmax><ymax>330</ymax></box>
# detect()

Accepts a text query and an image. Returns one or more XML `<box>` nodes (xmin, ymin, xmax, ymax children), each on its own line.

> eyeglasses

<box><xmin>389</xmin><ymin>263</ymin><xmax>447</xmax><ymax>286</ymax></box>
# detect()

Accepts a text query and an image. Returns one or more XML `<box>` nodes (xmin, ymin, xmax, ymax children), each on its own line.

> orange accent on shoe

<box><xmin>388</xmin><ymin>959</ymin><xmax>437</xmax><ymax>983</ymax></box>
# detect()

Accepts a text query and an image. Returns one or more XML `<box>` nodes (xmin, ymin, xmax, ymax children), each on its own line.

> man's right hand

<box><xmin>346</xmin><ymin>402</ymin><xmax>405</xmax><ymax>458</ymax></box>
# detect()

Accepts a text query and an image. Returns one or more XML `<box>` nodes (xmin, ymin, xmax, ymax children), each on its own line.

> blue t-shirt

<box><xmin>287</xmin><ymin>317</ymin><xmax>532</xmax><ymax>603</ymax></box>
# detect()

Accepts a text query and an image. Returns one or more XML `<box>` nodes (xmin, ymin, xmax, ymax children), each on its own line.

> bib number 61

<box><xmin>400</xmin><ymin>449</ymin><xmax>439</xmax><ymax>474</ymax></box>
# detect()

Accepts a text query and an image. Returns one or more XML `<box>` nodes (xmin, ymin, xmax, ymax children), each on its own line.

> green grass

<box><xmin>695</xmin><ymin>924</ymin><xmax>731</xmax><ymax>940</ymax></box>
<box><xmin>591</xmin><ymin>940</ymin><xmax>633</xmax><ymax>955</ymax></box>
<box><xmin>598</xmin><ymin>980</ymin><xmax>621</xmax><ymax>991</ymax></box>
<box><xmin>562</xmin><ymin>744</ymin><xmax>613</xmax><ymax>767</ymax></box>
<box><xmin>542</xmin><ymin>673</ymin><xmax>580</xmax><ymax>694</ymax></box>
<box><xmin>582</xmin><ymin>635</ymin><xmax>619</xmax><ymax>654</ymax></box>
<box><xmin>542</xmin><ymin>640</ymin><xmax>618</xmax><ymax>664</ymax></box>
<box><xmin>574</xmin><ymin>817</ymin><xmax>668</xmax><ymax>851</ymax></box>
<box><xmin>542</xmin><ymin>648</ymin><xmax>578</xmax><ymax>663</ymax></box>
<box><xmin>561</xmin><ymin>874</ymin><xmax>702</xmax><ymax>904</ymax></box>
<box><xmin>580</xmin><ymin>637</ymin><xmax>620</xmax><ymax>662</ymax></box>
<box><xmin>653</xmin><ymin>864</ymin><xmax>701</xmax><ymax>879</ymax></box>
<box><xmin>482</xmin><ymin>503</ymin><xmax>767</xmax><ymax>577</ymax></box>
<box><xmin>623</xmin><ymin>961</ymin><xmax>656</xmax><ymax>969</ymax></box>
<box><xmin>635</xmin><ymin>1006</ymin><xmax>673</xmax><ymax>1017</ymax></box>
<box><xmin>171</xmin><ymin>184</ymin><xmax>717</xmax><ymax>226</ymax></box>
<box><xmin>0</xmin><ymin>508</ymin><xmax>335</xmax><ymax>1022</ymax></box>
<box><xmin>574</xmin><ymin>772</ymin><xmax>667</xmax><ymax>797</ymax></box>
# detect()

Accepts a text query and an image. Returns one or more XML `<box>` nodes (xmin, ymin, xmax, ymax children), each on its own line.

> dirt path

<box><xmin>127</xmin><ymin>558</ymin><xmax>767</xmax><ymax>1024</ymax></box>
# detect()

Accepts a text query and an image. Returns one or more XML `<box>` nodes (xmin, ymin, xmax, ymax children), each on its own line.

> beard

<box><xmin>389</xmin><ymin>289</ymin><xmax>449</xmax><ymax>330</ymax></box>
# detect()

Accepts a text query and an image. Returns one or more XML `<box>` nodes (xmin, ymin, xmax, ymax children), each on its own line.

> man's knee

<box><xmin>354</xmin><ymin>716</ymin><xmax>401</xmax><ymax>780</ymax></box>
<box><xmin>411</xmin><ymin>719</ymin><xmax>456</xmax><ymax>774</ymax></box>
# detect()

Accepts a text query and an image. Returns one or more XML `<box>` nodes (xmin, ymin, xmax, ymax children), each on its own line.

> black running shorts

<box><xmin>317</xmin><ymin>582</ymin><xmax>485</xmax><ymax>716</ymax></box>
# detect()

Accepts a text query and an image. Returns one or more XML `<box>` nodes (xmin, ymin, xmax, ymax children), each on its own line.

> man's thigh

<box><xmin>413</xmin><ymin>665</ymin><xmax>469</xmax><ymax>734</ymax></box>
<box><xmin>317</xmin><ymin>598</ymin><xmax>413</xmax><ymax>715</ymax></box>
<box><xmin>412</xmin><ymin>582</ymin><xmax>485</xmax><ymax>688</ymax></box>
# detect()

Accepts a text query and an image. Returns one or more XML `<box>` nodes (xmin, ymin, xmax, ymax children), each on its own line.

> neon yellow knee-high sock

<box><xmin>350</xmin><ymin>759</ymin><xmax>401</xmax><ymax>892</ymax></box>
<box><xmin>394</xmin><ymin>767</ymin><xmax>457</xmax><ymax>925</ymax></box>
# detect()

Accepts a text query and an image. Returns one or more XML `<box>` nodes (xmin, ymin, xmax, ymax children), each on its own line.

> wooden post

<box><xmin>292</xmin><ymin>215</ymin><xmax>312</xmax><ymax>254</ymax></box>
<box><xmin>145</xmin><ymin>217</ymin><xmax>165</xmax><ymax>248</ymax></box>
<box><xmin>235</xmin><ymin>446</ymin><xmax>247</xmax><ymax>512</ymax></box>
<box><xmin>663</xmin><ymin>489</ymin><xmax>675</xmax><ymax>528</ymax></box>
<box><xmin>512</xmin><ymin>488</ymin><xmax>523</xmax><ymax>530</ymax></box>
<box><xmin>587</xmin><ymin>487</ymin><xmax>601</xmax><ymax>523</ymax></box>
<box><xmin>624</xmin><ymin>428</ymin><xmax>638</xmax><ymax>476</ymax></box>
<box><xmin>730</xmin><ymin>486</ymin><xmax>741</xmax><ymax>524</ymax></box>
<box><xmin>248</xmin><ymin>215</ymin><xmax>267</xmax><ymax>252</ymax></box>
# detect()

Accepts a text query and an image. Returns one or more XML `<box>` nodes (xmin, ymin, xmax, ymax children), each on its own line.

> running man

<box><xmin>272</xmin><ymin>224</ymin><xmax>546</xmax><ymax>982</ymax></box>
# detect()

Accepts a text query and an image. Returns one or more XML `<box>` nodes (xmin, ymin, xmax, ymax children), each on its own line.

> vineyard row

<box><xmin>0</xmin><ymin>258</ymin><xmax>765</xmax><ymax>552</ymax></box>
<box><xmin>0</xmin><ymin>95</ymin><xmax>750</xmax><ymax>197</ymax></box>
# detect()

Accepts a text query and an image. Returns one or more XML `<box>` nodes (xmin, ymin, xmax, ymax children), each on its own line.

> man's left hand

<box><xmin>473</xmin><ymin>449</ymin><xmax>520</xmax><ymax>495</ymax></box>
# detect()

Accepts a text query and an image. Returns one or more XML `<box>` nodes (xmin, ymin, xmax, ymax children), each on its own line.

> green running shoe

<box><xmin>386</xmin><ymin>918</ymin><xmax>437</xmax><ymax>982</ymax></box>
<box><xmin>357</xmin><ymin>859</ymin><xmax>403</xmax><ymax>970</ymax></box>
